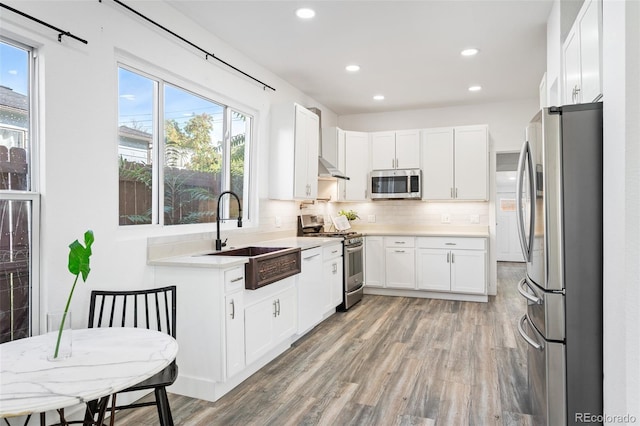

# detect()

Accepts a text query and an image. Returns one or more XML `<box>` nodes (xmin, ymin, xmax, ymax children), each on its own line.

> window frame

<box><xmin>117</xmin><ymin>61</ymin><xmax>255</xmax><ymax>229</ymax></box>
<box><xmin>0</xmin><ymin>37</ymin><xmax>41</xmax><ymax>338</ymax></box>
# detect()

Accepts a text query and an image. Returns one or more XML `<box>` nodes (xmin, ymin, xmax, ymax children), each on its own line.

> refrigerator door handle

<box><xmin>515</xmin><ymin>140</ymin><xmax>535</xmax><ymax>262</ymax></box>
<box><xmin>517</xmin><ymin>277</ymin><xmax>543</xmax><ymax>304</ymax></box>
<box><xmin>518</xmin><ymin>314</ymin><xmax>544</xmax><ymax>351</ymax></box>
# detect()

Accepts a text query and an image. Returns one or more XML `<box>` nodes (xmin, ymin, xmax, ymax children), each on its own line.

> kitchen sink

<box><xmin>206</xmin><ymin>246</ymin><xmax>289</xmax><ymax>257</ymax></box>
<box><xmin>204</xmin><ymin>246</ymin><xmax>301</xmax><ymax>290</ymax></box>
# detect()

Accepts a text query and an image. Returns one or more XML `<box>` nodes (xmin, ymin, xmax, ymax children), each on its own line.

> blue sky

<box><xmin>118</xmin><ymin>67</ymin><xmax>223</xmax><ymax>141</ymax></box>
<box><xmin>0</xmin><ymin>42</ymin><xmax>28</xmax><ymax>95</ymax></box>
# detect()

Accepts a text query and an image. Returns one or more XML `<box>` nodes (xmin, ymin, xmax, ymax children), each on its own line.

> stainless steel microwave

<box><xmin>370</xmin><ymin>169</ymin><xmax>422</xmax><ymax>199</ymax></box>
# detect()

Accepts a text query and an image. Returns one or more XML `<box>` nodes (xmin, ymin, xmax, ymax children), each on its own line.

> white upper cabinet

<box><xmin>343</xmin><ymin>131</ymin><xmax>369</xmax><ymax>201</ymax></box>
<box><xmin>562</xmin><ymin>0</ymin><xmax>602</xmax><ymax>104</ymax></box>
<box><xmin>370</xmin><ymin>130</ymin><xmax>420</xmax><ymax>170</ymax></box>
<box><xmin>422</xmin><ymin>125</ymin><xmax>488</xmax><ymax>201</ymax></box>
<box><xmin>270</xmin><ymin>103</ymin><xmax>319</xmax><ymax>200</ymax></box>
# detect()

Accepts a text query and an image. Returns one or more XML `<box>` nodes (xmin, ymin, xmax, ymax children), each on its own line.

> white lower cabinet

<box><xmin>384</xmin><ymin>236</ymin><xmax>416</xmax><ymax>289</ymax></box>
<box><xmin>224</xmin><ymin>291</ymin><xmax>245</xmax><ymax>378</ymax></box>
<box><xmin>323</xmin><ymin>243</ymin><xmax>344</xmax><ymax>310</ymax></box>
<box><xmin>365</xmin><ymin>236</ymin><xmax>385</xmax><ymax>287</ymax></box>
<box><xmin>364</xmin><ymin>235</ymin><xmax>487</xmax><ymax>299</ymax></box>
<box><xmin>244</xmin><ymin>278</ymin><xmax>297</xmax><ymax>365</ymax></box>
<box><xmin>298</xmin><ymin>247</ymin><xmax>323</xmax><ymax>334</ymax></box>
<box><xmin>417</xmin><ymin>237</ymin><xmax>486</xmax><ymax>294</ymax></box>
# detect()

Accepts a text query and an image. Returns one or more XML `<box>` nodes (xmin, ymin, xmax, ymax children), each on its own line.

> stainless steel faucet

<box><xmin>215</xmin><ymin>190</ymin><xmax>243</xmax><ymax>251</ymax></box>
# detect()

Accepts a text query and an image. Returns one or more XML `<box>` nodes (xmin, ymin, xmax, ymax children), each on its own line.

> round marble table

<box><xmin>0</xmin><ymin>327</ymin><xmax>179</xmax><ymax>419</ymax></box>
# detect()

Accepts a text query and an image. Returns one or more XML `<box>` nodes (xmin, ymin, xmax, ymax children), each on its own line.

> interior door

<box><xmin>496</xmin><ymin>190</ymin><xmax>525</xmax><ymax>262</ymax></box>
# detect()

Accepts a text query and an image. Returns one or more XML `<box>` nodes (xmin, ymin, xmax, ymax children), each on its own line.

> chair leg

<box><xmin>109</xmin><ymin>394</ymin><xmax>117</xmax><ymax>426</ymax></box>
<box><xmin>154</xmin><ymin>387</ymin><xmax>174</xmax><ymax>426</ymax></box>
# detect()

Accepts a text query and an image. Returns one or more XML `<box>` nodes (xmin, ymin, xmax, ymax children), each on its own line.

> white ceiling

<box><xmin>165</xmin><ymin>0</ymin><xmax>553</xmax><ymax>115</ymax></box>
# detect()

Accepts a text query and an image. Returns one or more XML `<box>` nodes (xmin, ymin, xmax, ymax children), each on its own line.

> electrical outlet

<box><xmin>368</xmin><ymin>214</ymin><xmax>376</xmax><ymax>223</ymax></box>
<box><xmin>275</xmin><ymin>216</ymin><xmax>282</xmax><ymax>228</ymax></box>
<box><xmin>470</xmin><ymin>214</ymin><xmax>480</xmax><ymax>224</ymax></box>
<box><xmin>441</xmin><ymin>213</ymin><xmax>451</xmax><ymax>224</ymax></box>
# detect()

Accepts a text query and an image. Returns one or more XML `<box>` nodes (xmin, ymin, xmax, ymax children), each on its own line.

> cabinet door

<box><xmin>298</xmin><ymin>248</ymin><xmax>323</xmax><ymax>333</ymax></box>
<box><xmin>324</xmin><ymin>257</ymin><xmax>343</xmax><ymax>310</ymax></box>
<box><xmin>450</xmin><ymin>250</ymin><xmax>486</xmax><ymax>294</ymax></box>
<box><xmin>370</xmin><ymin>132</ymin><xmax>396</xmax><ymax>170</ymax></box>
<box><xmin>293</xmin><ymin>105</ymin><xmax>311</xmax><ymax>198</ymax></box>
<box><xmin>244</xmin><ymin>298</ymin><xmax>274</xmax><ymax>365</ymax></box>
<box><xmin>365</xmin><ymin>236</ymin><xmax>385</xmax><ymax>287</ymax></box>
<box><xmin>422</xmin><ymin>128</ymin><xmax>454</xmax><ymax>200</ymax></box>
<box><xmin>344</xmin><ymin>131</ymin><xmax>369</xmax><ymax>201</ymax></box>
<box><xmin>454</xmin><ymin>126</ymin><xmax>488</xmax><ymax>200</ymax></box>
<box><xmin>225</xmin><ymin>292</ymin><xmax>245</xmax><ymax>378</ymax></box>
<box><xmin>395</xmin><ymin>130</ymin><xmax>420</xmax><ymax>169</ymax></box>
<box><xmin>416</xmin><ymin>249</ymin><xmax>451</xmax><ymax>291</ymax></box>
<box><xmin>385</xmin><ymin>248</ymin><xmax>416</xmax><ymax>289</ymax></box>
<box><xmin>579</xmin><ymin>0</ymin><xmax>602</xmax><ymax>102</ymax></box>
<box><xmin>563</xmin><ymin>28</ymin><xmax>582</xmax><ymax>104</ymax></box>
<box><xmin>293</xmin><ymin>105</ymin><xmax>319</xmax><ymax>199</ymax></box>
<box><xmin>274</xmin><ymin>286</ymin><xmax>297</xmax><ymax>342</ymax></box>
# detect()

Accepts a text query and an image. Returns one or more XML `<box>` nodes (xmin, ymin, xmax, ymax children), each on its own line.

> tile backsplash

<box><xmin>260</xmin><ymin>198</ymin><xmax>489</xmax><ymax>232</ymax></box>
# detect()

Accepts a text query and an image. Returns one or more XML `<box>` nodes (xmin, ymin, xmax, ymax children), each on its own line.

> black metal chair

<box><xmin>86</xmin><ymin>286</ymin><xmax>178</xmax><ymax>426</ymax></box>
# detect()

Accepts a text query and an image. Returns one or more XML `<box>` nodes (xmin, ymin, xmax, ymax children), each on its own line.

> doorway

<box><xmin>496</xmin><ymin>152</ymin><xmax>524</xmax><ymax>262</ymax></box>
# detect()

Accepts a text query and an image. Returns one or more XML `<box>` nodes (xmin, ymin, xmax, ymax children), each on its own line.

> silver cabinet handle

<box><xmin>394</xmin><ymin>241</ymin><xmax>406</xmax><ymax>244</ymax></box>
<box><xmin>394</xmin><ymin>249</ymin><xmax>405</xmax><ymax>253</ymax></box>
<box><xmin>230</xmin><ymin>276</ymin><xmax>243</xmax><ymax>283</ymax></box>
<box><xmin>276</xmin><ymin>299</ymin><xmax>281</xmax><ymax>316</ymax></box>
<box><xmin>303</xmin><ymin>253</ymin><xmax>321</xmax><ymax>260</ymax></box>
<box><xmin>518</xmin><ymin>314</ymin><xmax>543</xmax><ymax>351</ymax></box>
<box><xmin>445</xmin><ymin>243</ymin><xmax>456</xmax><ymax>246</ymax></box>
<box><xmin>455</xmin><ymin>188</ymin><xmax>458</xmax><ymax>198</ymax></box>
<box><xmin>273</xmin><ymin>300</ymin><xmax>278</xmax><ymax>317</ymax></box>
<box><xmin>446</xmin><ymin>252</ymin><xmax>450</xmax><ymax>263</ymax></box>
<box><xmin>392</xmin><ymin>158</ymin><xmax>395</xmax><ymax>168</ymax></box>
<box><xmin>451</xmin><ymin>253</ymin><xmax>454</xmax><ymax>263</ymax></box>
<box><xmin>331</xmin><ymin>249</ymin><xmax>339</xmax><ymax>254</ymax></box>
<box><xmin>332</xmin><ymin>263</ymin><xmax>338</xmax><ymax>273</ymax></box>
<box><xmin>450</xmin><ymin>187</ymin><xmax>454</xmax><ymax>198</ymax></box>
<box><xmin>230</xmin><ymin>299</ymin><xmax>235</xmax><ymax>320</ymax></box>
<box><xmin>517</xmin><ymin>278</ymin><xmax>542</xmax><ymax>304</ymax></box>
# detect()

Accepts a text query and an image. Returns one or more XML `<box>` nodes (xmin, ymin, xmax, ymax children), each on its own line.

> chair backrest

<box><xmin>88</xmin><ymin>286</ymin><xmax>177</xmax><ymax>338</ymax></box>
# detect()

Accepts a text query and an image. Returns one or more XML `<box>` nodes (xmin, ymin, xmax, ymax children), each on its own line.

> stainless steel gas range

<box><xmin>298</xmin><ymin>215</ymin><xmax>364</xmax><ymax>310</ymax></box>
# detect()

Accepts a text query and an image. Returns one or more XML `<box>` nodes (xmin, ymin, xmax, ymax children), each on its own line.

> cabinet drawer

<box><xmin>417</xmin><ymin>237</ymin><xmax>486</xmax><ymax>250</ymax></box>
<box><xmin>384</xmin><ymin>236</ymin><xmax>415</xmax><ymax>248</ymax></box>
<box><xmin>224</xmin><ymin>266</ymin><xmax>245</xmax><ymax>292</ymax></box>
<box><xmin>323</xmin><ymin>243</ymin><xmax>343</xmax><ymax>260</ymax></box>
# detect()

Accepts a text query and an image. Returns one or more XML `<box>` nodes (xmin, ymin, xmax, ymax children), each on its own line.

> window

<box><xmin>118</xmin><ymin>66</ymin><xmax>252</xmax><ymax>226</ymax></box>
<box><xmin>0</xmin><ymin>38</ymin><xmax>39</xmax><ymax>343</ymax></box>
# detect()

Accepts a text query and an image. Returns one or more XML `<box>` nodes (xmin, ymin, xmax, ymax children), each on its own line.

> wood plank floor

<box><xmin>115</xmin><ymin>262</ymin><xmax>533</xmax><ymax>425</ymax></box>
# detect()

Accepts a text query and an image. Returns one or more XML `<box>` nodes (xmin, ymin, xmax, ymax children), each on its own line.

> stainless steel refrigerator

<box><xmin>515</xmin><ymin>102</ymin><xmax>603</xmax><ymax>426</ymax></box>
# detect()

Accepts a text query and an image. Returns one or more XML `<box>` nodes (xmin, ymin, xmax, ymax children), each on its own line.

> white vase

<box><xmin>47</xmin><ymin>311</ymin><xmax>72</xmax><ymax>360</ymax></box>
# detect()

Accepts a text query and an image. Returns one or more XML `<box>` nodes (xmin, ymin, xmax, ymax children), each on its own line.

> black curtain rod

<box><xmin>0</xmin><ymin>2</ymin><xmax>88</xmax><ymax>44</ymax></box>
<box><xmin>104</xmin><ymin>0</ymin><xmax>276</xmax><ymax>92</ymax></box>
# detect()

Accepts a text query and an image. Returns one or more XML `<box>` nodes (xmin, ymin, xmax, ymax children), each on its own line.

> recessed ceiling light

<box><xmin>295</xmin><ymin>8</ymin><xmax>316</xmax><ymax>19</ymax></box>
<box><xmin>345</xmin><ymin>64</ymin><xmax>360</xmax><ymax>72</ymax></box>
<box><xmin>468</xmin><ymin>85</ymin><xmax>482</xmax><ymax>92</ymax></box>
<box><xmin>461</xmin><ymin>48</ymin><xmax>480</xmax><ymax>57</ymax></box>
<box><xmin>373</xmin><ymin>95</ymin><xmax>385</xmax><ymax>101</ymax></box>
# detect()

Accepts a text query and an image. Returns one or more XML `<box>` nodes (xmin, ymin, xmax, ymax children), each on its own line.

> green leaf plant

<box><xmin>53</xmin><ymin>230</ymin><xmax>94</xmax><ymax>359</ymax></box>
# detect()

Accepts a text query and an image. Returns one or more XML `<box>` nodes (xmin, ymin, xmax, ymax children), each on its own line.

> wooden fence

<box><xmin>119</xmin><ymin>160</ymin><xmax>224</xmax><ymax>225</ymax></box>
<box><xmin>0</xmin><ymin>146</ymin><xmax>30</xmax><ymax>343</ymax></box>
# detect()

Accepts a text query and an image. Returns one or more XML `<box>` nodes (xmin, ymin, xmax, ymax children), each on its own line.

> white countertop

<box><xmin>148</xmin><ymin>236</ymin><xmax>340</xmax><ymax>268</ymax></box>
<box><xmin>352</xmin><ymin>225</ymin><xmax>489</xmax><ymax>238</ymax></box>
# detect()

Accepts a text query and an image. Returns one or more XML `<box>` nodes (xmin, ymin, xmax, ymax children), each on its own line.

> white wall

<box><xmin>602</xmin><ymin>0</ymin><xmax>640</xmax><ymax>422</ymax></box>
<box><xmin>0</xmin><ymin>0</ymin><xmax>334</xmax><ymax>331</ymax></box>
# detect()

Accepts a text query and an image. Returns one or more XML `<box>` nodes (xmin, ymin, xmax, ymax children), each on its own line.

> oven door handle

<box><xmin>345</xmin><ymin>243</ymin><xmax>363</xmax><ymax>252</ymax></box>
